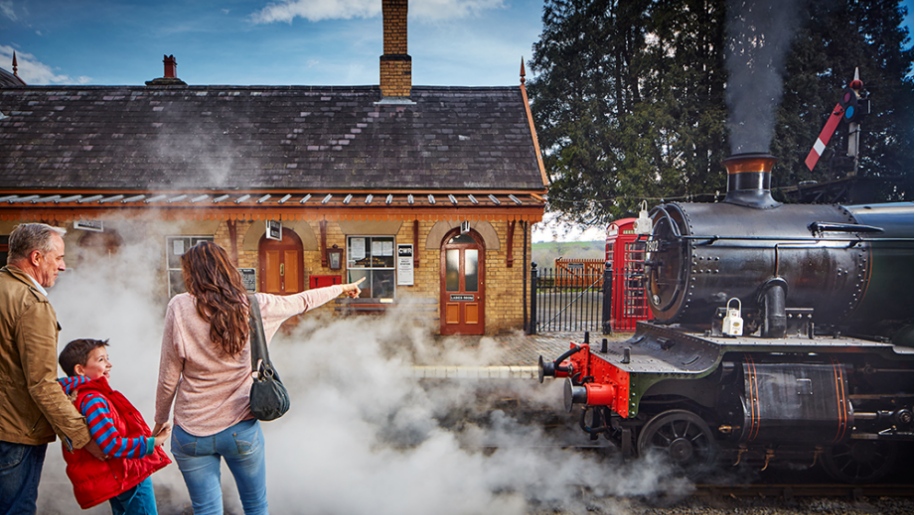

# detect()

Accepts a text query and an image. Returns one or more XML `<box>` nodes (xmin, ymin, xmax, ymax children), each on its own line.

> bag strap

<box><xmin>247</xmin><ymin>293</ymin><xmax>270</xmax><ymax>372</ymax></box>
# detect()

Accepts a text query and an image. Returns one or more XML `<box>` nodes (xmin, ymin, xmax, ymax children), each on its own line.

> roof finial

<box><xmin>520</xmin><ymin>57</ymin><xmax>526</xmax><ymax>85</ymax></box>
<box><xmin>12</xmin><ymin>51</ymin><xmax>18</xmax><ymax>77</ymax></box>
<box><xmin>849</xmin><ymin>66</ymin><xmax>863</xmax><ymax>91</ymax></box>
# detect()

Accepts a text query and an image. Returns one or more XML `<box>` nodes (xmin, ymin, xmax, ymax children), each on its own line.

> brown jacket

<box><xmin>0</xmin><ymin>265</ymin><xmax>91</xmax><ymax>447</ymax></box>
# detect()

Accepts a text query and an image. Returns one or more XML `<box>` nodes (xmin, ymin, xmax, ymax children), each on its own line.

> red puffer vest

<box><xmin>62</xmin><ymin>377</ymin><xmax>171</xmax><ymax>509</ymax></box>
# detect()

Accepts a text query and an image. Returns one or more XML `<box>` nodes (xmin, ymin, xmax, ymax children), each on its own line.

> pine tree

<box><xmin>528</xmin><ymin>0</ymin><xmax>912</xmax><ymax>225</ymax></box>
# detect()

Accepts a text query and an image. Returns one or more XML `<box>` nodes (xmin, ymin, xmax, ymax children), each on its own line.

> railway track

<box><xmin>693</xmin><ymin>482</ymin><xmax>912</xmax><ymax>499</ymax></box>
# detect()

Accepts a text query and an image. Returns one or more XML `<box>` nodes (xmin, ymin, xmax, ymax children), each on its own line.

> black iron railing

<box><xmin>529</xmin><ymin>262</ymin><xmax>611</xmax><ymax>334</ymax></box>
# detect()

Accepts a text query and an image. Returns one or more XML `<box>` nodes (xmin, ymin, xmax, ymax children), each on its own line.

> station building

<box><xmin>0</xmin><ymin>0</ymin><xmax>547</xmax><ymax>335</ymax></box>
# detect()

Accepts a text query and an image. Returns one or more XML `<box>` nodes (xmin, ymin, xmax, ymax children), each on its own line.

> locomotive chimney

<box><xmin>721</xmin><ymin>153</ymin><xmax>779</xmax><ymax>209</ymax></box>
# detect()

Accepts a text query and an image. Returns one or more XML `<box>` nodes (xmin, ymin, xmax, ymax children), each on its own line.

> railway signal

<box><xmin>804</xmin><ymin>68</ymin><xmax>869</xmax><ymax>172</ymax></box>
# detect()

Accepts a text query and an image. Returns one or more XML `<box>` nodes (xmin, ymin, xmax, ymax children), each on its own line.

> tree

<box><xmin>528</xmin><ymin>0</ymin><xmax>912</xmax><ymax>226</ymax></box>
<box><xmin>775</xmin><ymin>0</ymin><xmax>913</xmax><ymax>201</ymax></box>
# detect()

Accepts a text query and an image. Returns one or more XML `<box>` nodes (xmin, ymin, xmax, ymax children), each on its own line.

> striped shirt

<box><xmin>58</xmin><ymin>376</ymin><xmax>154</xmax><ymax>458</ymax></box>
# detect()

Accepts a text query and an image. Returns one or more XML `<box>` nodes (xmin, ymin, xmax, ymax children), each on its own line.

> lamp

<box><xmin>327</xmin><ymin>244</ymin><xmax>343</xmax><ymax>270</ymax></box>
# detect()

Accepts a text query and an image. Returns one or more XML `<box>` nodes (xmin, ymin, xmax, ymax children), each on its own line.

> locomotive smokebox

<box><xmin>721</xmin><ymin>153</ymin><xmax>779</xmax><ymax>209</ymax></box>
<box><xmin>646</xmin><ymin>153</ymin><xmax>912</xmax><ymax>341</ymax></box>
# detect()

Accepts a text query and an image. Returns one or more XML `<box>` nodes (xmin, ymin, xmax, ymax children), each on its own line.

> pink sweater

<box><xmin>154</xmin><ymin>287</ymin><xmax>342</xmax><ymax>436</ymax></box>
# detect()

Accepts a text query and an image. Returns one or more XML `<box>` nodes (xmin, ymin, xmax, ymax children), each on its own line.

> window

<box><xmin>166</xmin><ymin>236</ymin><xmax>213</xmax><ymax>297</ymax></box>
<box><xmin>0</xmin><ymin>235</ymin><xmax>8</xmax><ymax>267</ymax></box>
<box><xmin>346</xmin><ymin>236</ymin><xmax>395</xmax><ymax>299</ymax></box>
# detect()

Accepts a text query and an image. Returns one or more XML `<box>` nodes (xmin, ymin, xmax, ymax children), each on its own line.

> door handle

<box><xmin>280</xmin><ymin>263</ymin><xmax>285</xmax><ymax>276</ymax></box>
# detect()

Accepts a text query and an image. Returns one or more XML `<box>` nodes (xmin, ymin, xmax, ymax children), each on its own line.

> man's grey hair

<box><xmin>7</xmin><ymin>223</ymin><xmax>67</xmax><ymax>265</ymax></box>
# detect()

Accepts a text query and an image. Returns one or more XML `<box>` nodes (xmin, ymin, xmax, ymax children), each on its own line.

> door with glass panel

<box><xmin>440</xmin><ymin>230</ymin><xmax>485</xmax><ymax>335</ymax></box>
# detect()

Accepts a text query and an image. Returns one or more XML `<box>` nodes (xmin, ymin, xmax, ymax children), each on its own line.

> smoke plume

<box><xmin>38</xmin><ymin>219</ymin><xmax>691</xmax><ymax>514</ymax></box>
<box><xmin>725</xmin><ymin>0</ymin><xmax>803</xmax><ymax>154</ymax></box>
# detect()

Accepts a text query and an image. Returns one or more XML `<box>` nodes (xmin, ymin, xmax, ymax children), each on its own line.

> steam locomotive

<box><xmin>538</xmin><ymin>153</ymin><xmax>913</xmax><ymax>483</ymax></box>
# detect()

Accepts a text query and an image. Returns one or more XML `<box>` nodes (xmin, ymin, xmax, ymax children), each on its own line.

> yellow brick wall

<box><xmin>289</xmin><ymin>219</ymin><xmax>532</xmax><ymax>334</ymax></box>
<box><xmin>380</xmin><ymin>0</ymin><xmax>411</xmax><ymax>98</ymax></box>
<box><xmin>43</xmin><ymin>217</ymin><xmax>534</xmax><ymax>335</ymax></box>
<box><xmin>324</xmin><ymin>219</ymin><xmax>531</xmax><ymax>334</ymax></box>
<box><xmin>234</xmin><ymin>221</ymin><xmax>258</xmax><ymax>269</ymax></box>
<box><xmin>380</xmin><ymin>59</ymin><xmax>411</xmax><ymax>98</ymax></box>
<box><xmin>482</xmin><ymin>221</ymin><xmax>531</xmax><ymax>334</ymax></box>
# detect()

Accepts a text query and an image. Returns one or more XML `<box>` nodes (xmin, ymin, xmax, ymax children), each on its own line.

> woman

<box><xmin>152</xmin><ymin>241</ymin><xmax>362</xmax><ymax>514</ymax></box>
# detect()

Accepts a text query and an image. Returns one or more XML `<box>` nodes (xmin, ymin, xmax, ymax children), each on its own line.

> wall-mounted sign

<box><xmin>327</xmin><ymin>245</ymin><xmax>343</xmax><ymax>270</ymax></box>
<box><xmin>397</xmin><ymin>244</ymin><xmax>414</xmax><ymax>286</ymax></box>
<box><xmin>460</xmin><ymin>220</ymin><xmax>470</xmax><ymax>234</ymax></box>
<box><xmin>238</xmin><ymin>268</ymin><xmax>256</xmax><ymax>292</ymax></box>
<box><xmin>74</xmin><ymin>220</ymin><xmax>103</xmax><ymax>232</ymax></box>
<box><xmin>449</xmin><ymin>294</ymin><xmax>475</xmax><ymax>301</ymax></box>
<box><xmin>266</xmin><ymin>220</ymin><xmax>282</xmax><ymax>241</ymax></box>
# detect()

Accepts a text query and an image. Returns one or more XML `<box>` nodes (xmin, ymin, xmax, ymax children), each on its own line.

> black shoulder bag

<box><xmin>247</xmin><ymin>294</ymin><xmax>290</xmax><ymax>421</ymax></box>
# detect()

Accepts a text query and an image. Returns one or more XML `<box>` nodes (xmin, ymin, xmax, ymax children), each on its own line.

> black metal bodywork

<box><xmin>538</xmin><ymin>195</ymin><xmax>914</xmax><ymax>483</ymax></box>
<box><xmin>646</xmin><ymin>201</ymin><xmax>913</xmax><ymax>344</ymax></box>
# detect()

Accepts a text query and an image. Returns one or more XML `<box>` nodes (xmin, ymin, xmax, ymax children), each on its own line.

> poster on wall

<box><xmin>266</xmin><ymin>220</ymin><xmax>282</xmax><ymax>241</ymax></box>
<box><xmin>397</xmin><ymin>244</ymin><xmax>414</xmax><ymax>286</ymax></box>
<box><xmin>74</xmin><ymin>220</ymin><xmax>104</xmax><ymax>232</ymax></box>
<box><xmin>238</xmin><ymin>268</ymin><xmax>257</xmax><ymax>292</ymax></box>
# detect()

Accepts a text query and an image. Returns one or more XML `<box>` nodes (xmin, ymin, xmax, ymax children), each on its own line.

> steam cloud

<box><xmin>725</xmin><ymin>0</ymin><xmax>802</xmax><ymax>154</ymax></box>
<box><xmin>38</xmin><ymin>219</ymin><xmax>691</xmax><ymax>514</ymax></box>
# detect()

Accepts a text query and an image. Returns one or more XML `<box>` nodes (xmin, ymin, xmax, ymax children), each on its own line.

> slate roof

<box><xmin>0</xmin><ymin>85</ymin><xmax>547</xmax><ymax>194</ymax></box>
<box><xmin>0</xmin><ymin>68</ymin><xmax>25</xmax><ymax>88</ymax></box>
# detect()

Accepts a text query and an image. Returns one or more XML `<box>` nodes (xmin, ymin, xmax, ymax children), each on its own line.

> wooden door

<box><xmin>440</xmin><ymin>230</ymin><xmax>485</xmax><ymax>335</ymax></box>
<box><xmin>258</xmin><ymin>229</ymin><xmax>304</xmax><ymax>294</ymax></box>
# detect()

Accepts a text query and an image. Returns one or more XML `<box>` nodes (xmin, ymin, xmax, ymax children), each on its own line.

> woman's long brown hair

<box><xmin>180</xmin><ymin>241</ymin><xmax>249</xmax><ymax>356</ymax></box>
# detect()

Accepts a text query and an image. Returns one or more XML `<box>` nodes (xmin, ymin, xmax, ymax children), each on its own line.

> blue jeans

<box><xmin>171</xmin><ymin>419</ymin><xmax>268</xmax><ymax>515</ymax></box>
<box><xmin>0</xmin><ymin>441</ymin><xmax>47</xmax><ymax>515</ymax></box>
<box><xmin>109</xmin><ymin>477</ymin><xmax>158</xmax><ymax>515</ymax></box>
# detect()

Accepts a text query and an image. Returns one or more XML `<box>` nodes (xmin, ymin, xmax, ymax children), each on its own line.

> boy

<box><xmin>58</xmin><ymin>338</ymin><xmax>171</xmax><ymax>514</ymax></box>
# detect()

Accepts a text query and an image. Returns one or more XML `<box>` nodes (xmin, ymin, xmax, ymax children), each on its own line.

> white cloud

<box><xmin>250</xmin><ymin>0</ymin><xmax>506</xmax><ymax>24</ymax></box>
<box><xmin>411</xmin><ymin>0</ymin><xmax>506</xmax><ymax>21</ymax></box>
<box><xmin>0</xmin><ymin>45</ymin><xmax>84</xmax><ymax>85</ymax></box>
<box><xmin>533</xmin><ymin>211</ymin><xmax>607</xmax><ymax>242</ymax></box>
<box><xmin>0</xmin><ymin>0</ymin><xmax>17</xmax><ymax>21</ymax></box>
<box><xmin>251</xmin><ymin>0</ymin><xmax>380</xmax><ymax>23</ymax></box>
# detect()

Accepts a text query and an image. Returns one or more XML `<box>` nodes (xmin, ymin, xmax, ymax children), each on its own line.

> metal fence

<box><xmin>529</xmin><ymin>262</ymin><xmax>610</xmax><ymax>334</ymax></box>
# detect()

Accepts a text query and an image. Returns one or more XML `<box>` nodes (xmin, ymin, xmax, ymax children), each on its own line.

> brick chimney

<box><xmin>164</xmin><ymin>55</ymin><xmax>177</xmax><ymax>78</ymax></box>
<box><xmin>146</xmin><ymin>54</ymin><xmax>187</xmax><ymax>86</ymax></box>
<box><xmin>379</xmin><ymin>0</ymin><xmax>411</xmax><ymax>98</ymax></box>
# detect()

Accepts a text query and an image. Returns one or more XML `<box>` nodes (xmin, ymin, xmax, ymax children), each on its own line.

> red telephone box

<box><xmin>605</xmin><ymin>218</ymin><xmax>652</xmax><ymax>331</ymax></box>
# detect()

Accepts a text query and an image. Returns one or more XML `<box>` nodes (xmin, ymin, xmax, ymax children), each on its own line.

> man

<box><xmin>0</xmin><ymin>223</ymin><xmax>104</xmax><ymax>515</ymax></box>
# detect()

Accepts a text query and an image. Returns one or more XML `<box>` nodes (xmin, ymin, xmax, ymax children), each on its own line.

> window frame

<box><xmin>345</xmin><ymin>235</ymin><xmax>396</xmax><ymax>300</ymax></box>
<box><xmin>165</xmin><ymin>235</ymin><xmax>214</xmax><ymax>297</ymax></box>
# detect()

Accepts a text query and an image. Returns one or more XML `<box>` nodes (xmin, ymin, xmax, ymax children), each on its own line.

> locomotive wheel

<box><xmin>637</xmin><ymin>409</ymin><xmax>717</xmax><ymax>472</ymax></box>
<box><xmin>821</xmin><ymin>440</ymin><xmax>898</xmax><ymax>484</ymax></box>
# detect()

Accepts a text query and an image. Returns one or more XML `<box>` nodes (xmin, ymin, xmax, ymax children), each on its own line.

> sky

<box><xmin>1</xmin><ymin>0</ymin><xmax>912</xmax><ymax>243</ymax></box>
<box><xmin>0</xmin><ymin>0</ymin><xmax>544</xmax><ymax>87</ymax></box>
